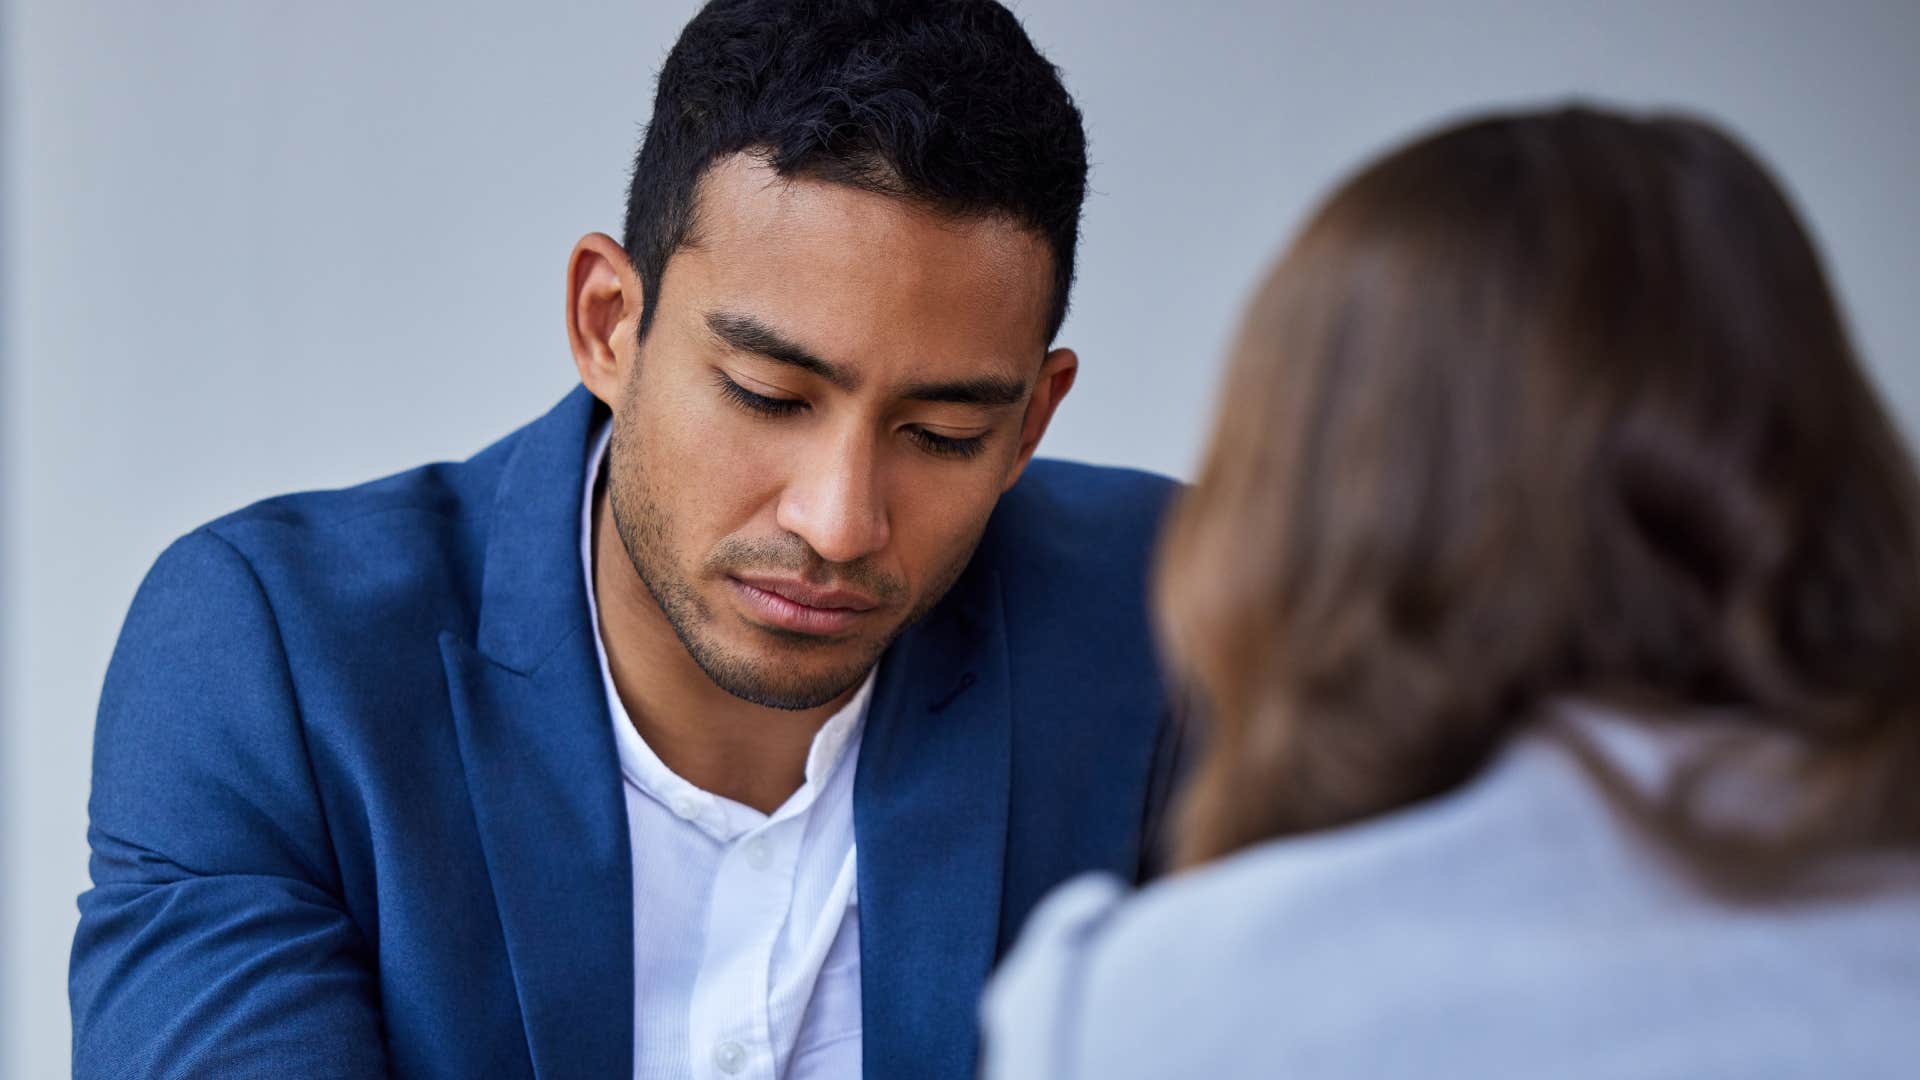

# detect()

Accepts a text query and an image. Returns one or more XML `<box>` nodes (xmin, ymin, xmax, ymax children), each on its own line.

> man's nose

<box><xmin>774</xmin><ymin>428</ymin><xmax>892</xmax><ymax>565</ymax></box>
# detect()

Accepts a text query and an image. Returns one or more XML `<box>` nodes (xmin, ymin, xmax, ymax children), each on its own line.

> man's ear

<box><xmin>1002</xmin><ymin>346</ymin><xmax>1079</xmax><ymax>492</ymax></box>
<box><xmin>566</xmin><ymin>232</ymin><xmax>645</xmax><ymax>408</ymax></box>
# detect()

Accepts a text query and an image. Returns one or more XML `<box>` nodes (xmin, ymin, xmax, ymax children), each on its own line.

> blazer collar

<box><xmin>855</xmin><ymin>559</ymin><xmax>1014</xmax><ymax>1080</ymax></box>
<box><xmin>443</xmin><ymin>383</ymin><xmax>631</xmax><ymax>1079</ymax></box>
<box><xmin>474</xmin><ymin>383</ymin><xmax>607</xmax><ymax>673</ymax></box>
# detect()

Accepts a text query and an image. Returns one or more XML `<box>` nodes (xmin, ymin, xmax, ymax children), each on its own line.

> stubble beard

<box><xmin>604</xmin><ymin>423</ymin><xmax>983</xmax><ymax>711</ymax></box>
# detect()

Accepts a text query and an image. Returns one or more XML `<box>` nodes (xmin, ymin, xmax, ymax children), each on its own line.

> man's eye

<box><xmin>715</xmin><ymin>372</ymin><xmax>806</xmax><ymax>417</ymax></box>
<box><xmin>907</xmin><ymin>427</ymin><xmax>988</xmax><ymax>460</ymax></box>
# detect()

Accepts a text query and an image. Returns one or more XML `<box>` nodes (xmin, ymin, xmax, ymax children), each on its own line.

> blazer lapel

<box><xmin>854</xmin><ymin>564</ymin><xmax>1013</xmax><ymax>1079</ymax></box>
<box><xmin>442</xmin><ymin>386</ymin><xmax>631</xmax><ymax>1080</ymax></box>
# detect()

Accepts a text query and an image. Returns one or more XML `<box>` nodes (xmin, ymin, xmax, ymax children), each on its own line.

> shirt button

<box><xmin>713</xmin><ymin>1040</ymin><xmax>747</xmax><ymax>1075</ymax></box>
<box><xmin>672</xmin><ymin>797</ymin><xmax>701</xmax><ymax>821</ymax></box>
<box><xmin>743</xmin><ymin>836</ymin><xmax>772</xmax><ymax>870</ymax></box>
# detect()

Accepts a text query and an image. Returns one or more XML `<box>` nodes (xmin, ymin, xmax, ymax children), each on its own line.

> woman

<box><xmin>982</xmin><ymin>106</ymin><xmax>1920</xmax><ymax>1078</ymax></box>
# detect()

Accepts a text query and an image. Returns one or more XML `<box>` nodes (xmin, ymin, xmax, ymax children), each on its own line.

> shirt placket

<box><xmin>690</xmin><ymin>813</ymin><xmax>802</xmax><ymax>1080</ymax></box>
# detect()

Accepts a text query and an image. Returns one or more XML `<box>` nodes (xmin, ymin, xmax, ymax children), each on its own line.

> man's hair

<box><xmin>622</xmin><ymin>0</ymin><xmax>1088</xmax><ymax>344</ymax></box>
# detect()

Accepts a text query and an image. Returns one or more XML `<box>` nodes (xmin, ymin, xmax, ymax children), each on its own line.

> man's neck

<box><xmin>591</xmin><ymin>488</ymin><xmax>852</xmax><ymax>814</ymax></box>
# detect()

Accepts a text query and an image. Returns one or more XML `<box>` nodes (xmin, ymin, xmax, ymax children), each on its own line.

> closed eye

<box><xmin>906</xmin><ymin>427</ymin><xmax>988</xmax><ymax>460</ymax></box>
<box><xmin>716</xmin><ymin>369</ymin><xmax>987</xmax><ymax>459</ymax></box>
<box><xmin>714</xmin><ymin>371</ymin><xmax>806</xmax><ymax>417</ymax></box>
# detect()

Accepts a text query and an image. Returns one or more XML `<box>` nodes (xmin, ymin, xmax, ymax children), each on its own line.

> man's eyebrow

<box><xmin>900</xmin><ymin>375</ymin><xmax>1029</xmax><ymax>408</ymax></box>
<box><xmin>705</xmin><ymin>309</ymin><xmax>1028</xmax><ymax>407</ymax></box>
<box><xmin>705</xmin><ymin>311</ymin><xmax>856</xmax><ymax>391</ymax></box>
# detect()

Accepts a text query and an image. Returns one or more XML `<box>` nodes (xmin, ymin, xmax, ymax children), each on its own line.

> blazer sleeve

<box><xmin>70</xmin><ymin>529</ymin><xmax>390</xmax><ymax>1080</ymax></box>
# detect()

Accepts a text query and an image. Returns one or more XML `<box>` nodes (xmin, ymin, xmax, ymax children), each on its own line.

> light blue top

<box><xmin>982</xmin><ymin>704</ymin><xmax>1920</xmax><ymax>1079</ymax></box>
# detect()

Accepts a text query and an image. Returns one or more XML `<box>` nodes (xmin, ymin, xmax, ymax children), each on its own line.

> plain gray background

<box><xmin>5</xmin><ymin>1</ymin><xmax>1917</xmax><ymax>1074</ymax></box>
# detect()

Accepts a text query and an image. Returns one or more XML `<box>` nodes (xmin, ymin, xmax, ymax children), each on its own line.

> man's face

<box><xmin>605</xmin><ymin>155</ymin><xmax>1063</xmax><ymax>710</ymax></box>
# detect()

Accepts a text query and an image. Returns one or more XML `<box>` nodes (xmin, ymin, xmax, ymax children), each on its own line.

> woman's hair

<box><xmin>1159</xmin><ymin>105</ymin><xmax>1920</xmax><ymax>870</ymax></box>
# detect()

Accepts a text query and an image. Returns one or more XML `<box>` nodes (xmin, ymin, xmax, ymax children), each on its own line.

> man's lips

<box><xmin>728</xmin><ymin>575</ymin><xmax>880</xmax><ymax>635</ymax></box>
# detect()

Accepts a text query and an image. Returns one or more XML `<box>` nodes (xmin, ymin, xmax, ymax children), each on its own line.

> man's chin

<box><xmin>702</xmin><ymin>669</ymin><xmax>871</xmax><ymax>712</ymax></box>
<box><xmin>689</xmin><ymin>633</ymin><xmax>879</xmax><ymax>712</ymax></box>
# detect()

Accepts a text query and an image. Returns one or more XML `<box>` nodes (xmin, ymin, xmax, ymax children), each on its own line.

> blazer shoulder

<box><xmin>198</xmin><ymin>427</ymin><xmax>517</xmax><ymax>560</ymax></box>
<box><xmin>983</xmin><ymin>459</ymin><xmax>1180</xmax><ymax>584</ymax></box>
<box><xmin>999</xmin><ymin>458</ymin><xmax>1179</xmax><ymax>531</ymax></box>
<box><xmin>125</xmin><ymin>422</ymin><xmax>528</xmax><ymax>668</ymax></box>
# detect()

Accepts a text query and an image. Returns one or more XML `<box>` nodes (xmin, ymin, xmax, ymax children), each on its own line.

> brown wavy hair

<box><xmin>1159</xmin><ymin>106</ymin><xmax>1920</xmax><ymax>871</ymax></box>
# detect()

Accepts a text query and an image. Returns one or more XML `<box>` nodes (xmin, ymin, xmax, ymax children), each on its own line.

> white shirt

<box><xmin>581</xmin><ymin>424</ymin><xmax>868</xmax><ymax>1080</ymax></box>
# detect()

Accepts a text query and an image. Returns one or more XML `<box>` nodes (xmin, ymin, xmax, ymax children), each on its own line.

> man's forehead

<box><xmin>668</xmin><ymin>154</ymin><xmax>1056</xmax><ymax>374</ymax></box>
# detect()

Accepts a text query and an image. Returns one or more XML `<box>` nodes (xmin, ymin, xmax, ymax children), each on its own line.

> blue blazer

<box><xmin>70</xmin><ymin>386</ymin><xmax>1181</xmax><ymax>1080</ymax></box>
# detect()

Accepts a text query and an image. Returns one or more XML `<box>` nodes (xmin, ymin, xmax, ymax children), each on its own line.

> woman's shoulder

<box><xmin>980</xmin><ymin>749</ymin><xmax>1569</xmax><ymax>1080</ymax></box>
<box><xmin>981</xmin><ymin>709</ymin><xmax>1920</xmax><ymax>1079</ymax></box>
<box><xmin>979</xmin><ymin>874</ymin><xmax>1131</xmax><ymax>1080</ymax></box>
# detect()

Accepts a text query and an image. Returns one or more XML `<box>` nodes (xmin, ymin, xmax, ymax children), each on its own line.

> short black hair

<box><xmin>622</xmin><ymin>0</ymin><xmax>1088</xmax><ymax>344</ymax></box>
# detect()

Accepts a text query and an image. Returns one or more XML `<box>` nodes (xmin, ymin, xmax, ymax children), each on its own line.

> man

<box><xmin>70</xmin><ymin>2</ymin><xmax>1179</xmax><ymax>1077</ymax></box>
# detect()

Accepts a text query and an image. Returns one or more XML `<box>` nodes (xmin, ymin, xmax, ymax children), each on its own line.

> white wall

<box><xmin>5</xmin><ymin>1</ymin><xmax>1917</xmax><ymax>1074</ymax></box>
